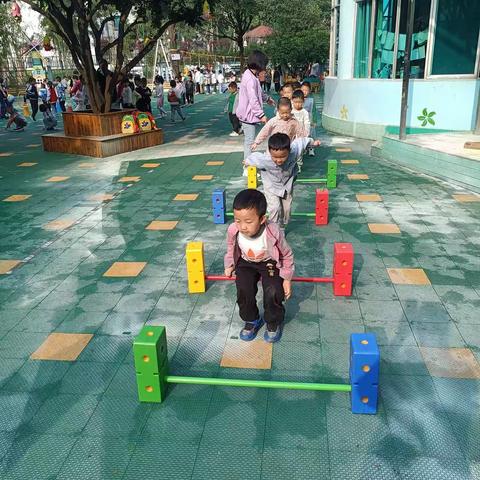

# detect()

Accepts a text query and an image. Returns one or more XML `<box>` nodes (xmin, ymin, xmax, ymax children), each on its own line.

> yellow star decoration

<box><xmin>340</xmin><ymin>105</ymin><xmax>348</xmax><ymax>120</ymax></box>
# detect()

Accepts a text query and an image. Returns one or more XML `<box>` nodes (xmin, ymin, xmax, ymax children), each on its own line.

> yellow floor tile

<box><xmin>0</xmin><ymin>152</ymin><xmax>13</xmax><ymax>157</ymax></box>
<box><xmin>118</xmin><ymin>176</ymin><xmax>141</xmax><ymax>183</ymax></box>
<box><xmin>192</xmin><ymin>175</ymin><xmax>213</xmax><ymax>181</ymax></box>
<box><xmin>3</xmin><ymin>195</ymin><xmax>31</xmax><ymax>202</ymax></box>
<box><xmin>420</xmin><ymin>347</ymin><xmax>480</xmax><ymax>379</ymax></box>
<box><xmin>368</xmin><ymin>223</ymin><xmax>401</xmax><ymax>234</ymax></box>
<box><xmin>79</xmin><ymin>163</ymin><xmax>96</xmax><ymax>168</ymax></box>
<box><xmin>145</xmin><ymin>220</ymin><xmax>178</xmax><ymax>231</ymax></box>
<box><xmin>348</xmin><ymin>174</ymin><xmax>369</xmax><ymax>180</ymax></box>
<box><xmin>89</xmin><ymin>194</ymin><xmax>115</xmax><ymax>202</ymax></box>
<box><xmin>0</xmin><ymin>260</ymin><xmax>21</xmax><ymax>274</ymax></box>
<box><xmin>141</xmin><ymin>163</ymin><xmax>161</xmax><ymax>168</ymax></box>
<box><xmin>220</xmin><ymin>338</ymin><xmax>272</xmax><ymax>369</ymax></box>
<box><xmin>341</xmin><ymin>160</ymin><xmax>360</xmax><ymax>164</ymax></box>
<box><xmin>356</xmin><ymin>194</ymin><xmax>382</xmax><ymax>202</ymax></box>
<box><xmin>31</xmin><ymin>333</ymin><xmax>93</xmax><ymax>361</ymax></box>
<box><xmin>17</xmin><ymin>162</ymin><xmax>37</xmax><ymax>167</ymax></box>
<box><xmin>387</xmin><ymin>268</ymin><xmax>431</xmax><ymax>285</ymax></box>
<box><xmin>452</xmin><ymin>194</ymin><xmax>480</xmax><ymax>203</ymax></box>
<box><xmin>174</xmin><ymin>194</ymin><xmax>199</xmax><ymax>201</ymax></box>
<box><xmin>46</xmin><ymin>176</ymin><xmax>70</xmax><ymax>182</ymax></box>
<box><xmin>103</xmin><ymin>261</ymin><xmax>147</xmax><ymax>277</ymax></box>
<box><xmin>43</xmin><ymin>219</ymin><xmax>75</xmax><ymax>231</ymax></box>
<box><xmin>206</xmin><ymin>161</ymin><xmax>224</xmax><ymax>166</ymax></box>
<box><xmin>26</xmin><ymin>144</ymin><xmax>41</xmax><ymax>148</ymax></box>
<box><xmin>336</xmin><ymin>148</ymin><xmax>352</xmax><ymax>152</ymax></box>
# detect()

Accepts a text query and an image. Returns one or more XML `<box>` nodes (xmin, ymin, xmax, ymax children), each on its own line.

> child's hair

<box><xmin>246</xmin><ymin>50</ymin><xmax>269</xmax><ymax>72</ymax></box>
<box><xmin>233</xmin><ymin>189</ymin><xmax>267</xmax><ymax>217</ymax></box>
<box><xmin>268</xmin><ymin>132</ymin><xmax>291</xmax><ymax>152</ymax></box>
<box><xmin>291</xmin><ymin>81</ymin><xmax>302</xmax><ymax>89</ymax></box>
<box><xmin>277</xmin><ymin>97</ymin><xmax>292</xmax><ymax>110</ymax></box>
<box><xmin>39</xmin><ymin>103</ymin><xmax>46</xmax><ymax>112</ymax></box>
<box><xmin>292</xmin><ymin>89</ymin><xmax>305</xmax><ymax>100</ymax></box>
<box><xmin>170</xmin><ymin>80</ymin><xmax>176</xmax><ymax>88</ymax></box>
<box><xmin>141</xmin><ymin>77</ymin><xmax>147</xmax><ymax>86</ymax></box>
<box><xmin>301</xmin><ymin>81</ymin><xmax>311</xmax><ymax>90</ymax></box>
<box><xmin>228</xmin><ymin>81</ymin><xmax>237</xmax><ymax>89</ymax></box>
<box><xmin>282</xmin><ymin>82</ymin><xmax>293</xmax><ymax>91</ymax></box>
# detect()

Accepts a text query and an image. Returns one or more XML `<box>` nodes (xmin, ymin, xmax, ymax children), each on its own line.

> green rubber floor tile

<box><xmin>0</xmin><ymin>391</ymin><xmax>45</xmax><ymax>431</ymax></box>
<box><xmin>77</xmin><ymin>334</ymin><xmax>131</xmax><ymax>363</ymax></box>
<box><xmin>123</xmin><ymin>439</ymin><xmax>199</xmax><ymax>480</ymax></box>
<box><xmin>410</xmin><ymin>322</ymin><xmax>465</xmax><ymax>347</ymax></box>
<box><xmin>55</xmin><ymin>309</ymin><xmax>109</xmax><ymax>333</ymax></box>
<box><xmin>0</xmin><ymin>331</ymin><xmax>48</xmax><ymax>359</ymax></box>
<box><xmin>442</xmin><ymin>300</ymin><xmax>480</xmax><ymax>324</ymax></box>
<box><xmin>76</xmin><ymin>292</ymin><xmax>123</xmax><ymax>312</ymax></box>
<box><xmin>359</xmin><ymin>300</ymin><xmax>407</xmax><ymax>322</ymax></box>
<box><xmin>0</xmin><ymin>309</ymin><xmax>29</xmax><ymax>332</ymax></box>
<box><xmin>13</xmin><ymin>308</ymin><xmax>71</xmax><ymax>333</ymax></box>
<box><xmin>56</xmin><ymin>435</ymin><xmax>136</xmax><ymax>480</ymax></box>
<box><xmin>0</xmin><ymin>433</ymin><xmax>77</xmax><ymax>480</ymax></box>
<box><xmin>83</xmin><ymin>396</ymin><xmax>151</xmax><ymax>436</ymax></box>
<box><xmin>96</xmin><ymin>311</ymin><xmax>148</xmax><ymax>336</ymax></box>
<box><xmin>327</xmin><ymin>405</ymin><xmax>391</xmax><ymax>452</ymax></box>
<box><xmin>401</xmin><ymin>300</ymin><xmax>453</xmax><ymax>323</ymax></box>
<box><xmin>260</xmin><ymin>446</ymin><xmax>330</xmax><ymax>480</ymax></box>
<box><xmin>322</xmin><ymin>343</ymin><xmax>350</xmax><ymax>379</ymax></box>
<box><xmin>192</xmin><ymin>443</ymin><xmax>262</xmax><ymax>480</ymax></box>
<box><xmin>318</xmin><ymin>298</ymin><xmax>362</xmax><ymax>320</ymax></box>
<box><xmin>171</xmin><ymin>335</ymin><xmax>226</xmax><ymax>371</ymax></box>
<box><xmin>3</xmin><ymin>360</ymin><xmax>70</xmax><ymax>392</ymax></box>
<box><xmin>113</xmin><ymin>292</ymin><xmax>159</xmax><ymax>314</ymax></box>
<box><xmin>457</xmin><ymin>324</ymin><xmax>480</xmax><ymax>349</ymax></box>
<box><xmin>355</xmin><ymin>282</ymin><xmax>399</xmax><ymax>301</ymax></box>
<box><xmin>380</xmin><ymin>345</ymin><xmax>429</xmax><ymax>375</ymax></box>
<box><xmin>282</xmin><ymin>313</ymin><xmax>320</xmax><ymax>342</ymax></box>
<box><xmin>393</xmin><ymin>285</ymin><xmax>440</xmax><ymax>302</ymax></box>
<box><xmin>329</xmin><ymin>452</ymin><xmax>401</xmax><ymax>480</ymax></box>
<box><xmin>448</xmin><ymin>411</ymin><xmax>480</xmax><ymax>460</ymax></box>
<box><xmin>320</xmin><ymin>317</ymin><xmax>364</xmax><ymax>344</ymax></box>
<box><xmin>104</xmin><ymin>362</ymin><xmax>139</xmax><ymax>398</ymax></box>
<box><xmin>364</xmin><ymin>319</ymin><xmax>417</xmax><ymax>346</ymax></box>
<box><xmin>397</xmin><ymin>455</ymin><xmax>473</xmax><ymax>480</ymax></box>
<box><xmin>0</xmin><ymin>432</ymin><xmax>15</xmax><ymax>462</ymax></box>
<box><xmin>272</xmin><ymin>341</ymin><xmax>323</xmax><ymax>374</ymax></box>
<box><xmin>36</xmin><ymin>289</ymin><xmax>84</xmax><ymax>311</ymax></box>
<box><xmin>432</xmin><ymin>378</ymin><xmax>480</xmax><ymax>414</ymax></box>
<box><xmin>202</xmin><ymin>400</ymin><xmax>266</xmax><ymax>447</ymax></box>
<box><xmin>59</xmin><ymin>361</ymin><xmax>120</xmax><ymax>395</ymax></box>
<box><xmin>0</xmin><ymin>358</ymin><xmax>25</xmax><ymax>387</ymax></box>
<box><xmin>23</xmin><ymin>393</ymin><xmax>99</xmax><ymax>434</ymax></box>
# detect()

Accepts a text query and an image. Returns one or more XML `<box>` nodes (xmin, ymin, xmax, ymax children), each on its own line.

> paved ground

<box><xmin>0</xmin><ymin>93</ymin><xmax>480</xmax><ymax>479</ymax></box>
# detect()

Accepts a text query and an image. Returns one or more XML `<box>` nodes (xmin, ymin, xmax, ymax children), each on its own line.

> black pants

<box><xmin>29</xmin><ymin>99</ymin><xmax>38</xmax><ymax>120</ymax></box>
<box><xmin>274</xmin><ymin>82</ymin><xmax>281</xmax><ymax>93</ymax></box>
<box><xmin>58</xmin><ymin>100</ymin><xmax>66</xmax><ymax>112</ymax></box>
<box><xmin>186</xmin><ymin>91</ymin><xmax>194</xmax><ymax>104</ymax></box>
<box><xmin>229</xmin><ymin>113</ymin><xmax>241</xmax><ymax>133</ymax></box>
<box><xmin>235</xmin><ymin>257</ymin><xmax>285</xmax><ymax>329</ymax></box>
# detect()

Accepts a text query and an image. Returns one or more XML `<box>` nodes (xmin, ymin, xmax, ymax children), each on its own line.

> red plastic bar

<box><xmin>205</xmin><ymin>275</ymin><xmax>333</xmax><ymax>283</ymax></box>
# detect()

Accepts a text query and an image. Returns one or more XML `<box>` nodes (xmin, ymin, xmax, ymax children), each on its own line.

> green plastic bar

<box><xmin>296</xmin><ymin>178</ymin><xmax>327</xmax><ymax>183</ymax></box>
<box><xmin>165</xmin><ymin>375</ymin><xmax>352</xmax><ymax>392</ymax></box>
<box><xmin>291</xmin><ymin>212</ymin><xmax>316</xmax><ymax>217</ymax></box>
<box><xmin>226</xmin><ymin>212</ymin><xmax>234</xmax><ymax>216</ymax></box>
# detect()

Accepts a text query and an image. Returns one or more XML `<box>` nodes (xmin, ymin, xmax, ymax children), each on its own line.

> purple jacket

<box><xmin>224</xmin><ymin>221</ymin><xmax>295</xmax><ymax>280</ymax></box>
<box><xmin>236</xmin><ymin>69</ymin><xmax>266</xmax><ymax>124</ymax></box>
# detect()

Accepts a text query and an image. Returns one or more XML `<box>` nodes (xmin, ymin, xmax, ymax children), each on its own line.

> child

<box><xmin>225</xmin><ymin>81</ymin><xmax>241</xmax><ymax>136</ymax></box>
<box><xmin>55</xmin><ymin>76</ymin><xmax>66</xmax><ymax>112</ymax></box>
<box><xmin>47</xmin><ymin>81</ymin><xmax>58</xmax><ymax>112</ymax></box>
<box><xmin>301</xmin><ymin>81</ymin><xmax>318</xmax><ymax>156</ymax></box>
<box><xmin>251</xmin><ymin>97</ymin><xmax>307</xmax><ymax>150</ymax></box>
<box><xmin>121</xmin><ymin>78</ymin><xmax>134</xmax><ymax>108</ymax></box>
<box><xmin>39</xmin><ymin>103</ymin><xmax>57</xmax><ymax>130</ymax></box>
<box><xmin>244</xmin><ymin>133</ymin><xmax>320</xmax><ymax>227</ymax></box>
<box><xmin>154</xmin><ymin>75</ymin><xmax>167</xmax><ymax>117</ymax></box>
<box><xmin>291</xmin><ymin>90</ymin><xmax>310</xmax><ymax>172</ymax></box>
<box><xmin>5</xmin><ymin>96</ymin><xmax>27</xmax><ymax>131</ymax></box>
<box><xmin>25</xmin><ymin>77</ymin><xmax>39</xmax><ymax>121</ymax></box>
<box><xmin>167</xmin><ymin>80</ymin><xmax>186</xmax><ymax>123</ymax></box>
<box><xmin>224</xmin><ymin>189</ymin><xmax>294</xmax><ymax>343</ymax></box>
<box><xmin>280</xmin><ymin>83</ymin><xmax>293</xmax><ymax>100</ymax></box>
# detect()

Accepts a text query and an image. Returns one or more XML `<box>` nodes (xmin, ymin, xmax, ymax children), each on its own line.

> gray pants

<box><xmin>241</xmin><ymin>122</ymin><xmax>258</xmax><ymax>161</ymax></box>
<box><xmin>264</xmin><ymin>189</ymin><xmax>293</xmax><ymax>226</ymax></box>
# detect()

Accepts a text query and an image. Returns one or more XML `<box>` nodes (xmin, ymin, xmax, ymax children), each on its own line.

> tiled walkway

<box><xmin>1</xmin><ymin>93</ymin><xmax>480</xmax><ymax>479</ymax></box>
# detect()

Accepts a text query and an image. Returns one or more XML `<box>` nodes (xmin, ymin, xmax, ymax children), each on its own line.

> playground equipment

<box><xmin>246</xmin><ymin>160</ymin><xmax>337</xmax><ymax>189</ymax></box>
<box><xmin>133</xmin><ymin>326</ymin><xmax>379</xmax><ymax>415</ymax></box>
<box><xmin>212</xmin><ymin>188</ymin><xmax>329</xmax><ymax>226</ymax></box>
<box><xmin>185</xmin><ymin>241</ymin><xmax>354</xmax><ymax>296</ymax></box>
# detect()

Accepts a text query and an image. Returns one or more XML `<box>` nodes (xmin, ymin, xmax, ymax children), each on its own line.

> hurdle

<box><xmin>212</xmin><ymin>188</ymin><xmax>329</xmax><ymax>226</ymax></box>
<box><xmin>185</xmin><ymin>241</ymin><xmax>354</xmax><ymax>296</ymax></box>
<box><xmin>133</xmin><ymin>326</ymin><xmax>379</xmax><ymax>415</ymax></box>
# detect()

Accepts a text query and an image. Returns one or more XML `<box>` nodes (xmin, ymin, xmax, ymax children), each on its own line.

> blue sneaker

<box><xmin>239</xmin><ymin>317</ymin><xmax>264</xmax><ymax>341</ymax></box>
<box><xmin>264</xmin><ymin>324</ymin><xmax>282</xmax><ymax>343</ymax></box>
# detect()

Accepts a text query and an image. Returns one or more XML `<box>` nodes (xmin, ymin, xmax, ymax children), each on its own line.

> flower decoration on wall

<box><xmin>418</xmin><ymin>108</ymin><xmax>436</xmax><ymax>127</ymax></box>
<box><xmin>340</xmin><ymin>105</ymin><xmax>348</xmax><ymax>120</ymax></box>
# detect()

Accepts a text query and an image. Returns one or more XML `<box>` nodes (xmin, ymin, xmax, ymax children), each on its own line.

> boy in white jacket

<box><xmin>291</xmin><ymin>90</ymin><xmax>310</xmax><ymax>172</ymax></box>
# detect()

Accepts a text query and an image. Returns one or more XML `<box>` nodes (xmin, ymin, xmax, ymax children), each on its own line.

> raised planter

<box><xmin>62</xmin><ymin>109</ymin><xmax>134</xmax><ymax>137</ymax></box>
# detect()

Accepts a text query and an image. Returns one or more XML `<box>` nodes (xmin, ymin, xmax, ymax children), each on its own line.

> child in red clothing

<box><xmin>224</xmin><ymin>189</ymin><xmax>294</xmax><ymax>343</ymax></box>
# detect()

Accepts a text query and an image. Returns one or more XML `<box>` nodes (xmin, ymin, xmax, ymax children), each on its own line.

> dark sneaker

<box><xmin>240</xmin><ymin>317</ymin><xmax>264</xmax><ymax>341</ymax></box>
<box><xmin>264</xmin><ymin>324</ymin><xmax>282</xmax><ymax>343</ymax></box>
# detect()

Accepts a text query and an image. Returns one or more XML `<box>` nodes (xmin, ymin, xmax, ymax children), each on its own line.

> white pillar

<box><xmin>337</xmin><ymin>0</ymin><xmax>356</xmax><ymax>79</ymax></box>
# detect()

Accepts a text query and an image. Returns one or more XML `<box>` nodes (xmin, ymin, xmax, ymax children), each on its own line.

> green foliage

<box><xmin>0</xmin><ymin>4</ymin><xmax>24</xmax><ymax>72</ymax></box>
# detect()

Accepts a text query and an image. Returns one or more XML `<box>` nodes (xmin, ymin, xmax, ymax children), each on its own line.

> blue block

<box><xmin>212</xmin><ymin>189</ymin><xmax>226</xmax><ymax>224</ymax></box>
<box><xmin>351</xmin><ymin>384</ymin><xmax>378</xmax><ymax>414</ymax></box>
<box><xmin>350</xmin><ymin>333</ymin><xmax>379</xmax><ymax>386</ymax></box>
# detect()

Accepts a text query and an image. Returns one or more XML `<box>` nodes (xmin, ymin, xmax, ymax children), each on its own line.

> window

<box><xmin>371</xmin><ymin>0</ymin><xmax>398</xmax><ymax>78</ymax></box>
<box><xmin>431</xmin><ymin>0</ymin><xmax>480</xmax><ymax>75</ymax></box>
<box><xmin>395</xmin><ymin>0</ymin><xmax>432</xmax><ymax>78</ymax></box>
<box><xmin>354</xmin><ymin>1</ymin><xmax>372</xmax><ymax>78</ymax></box>
<box><xmin>330</xmin><ymin>0</ymin><xmax>341</xmax><ymax>76</ymax></box>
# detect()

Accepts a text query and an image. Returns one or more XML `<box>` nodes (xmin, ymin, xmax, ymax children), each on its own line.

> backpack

<box><xmin>136</xmin><ymin>112</ymin><xmax>152</xmax><ymax>132</ymax></box>
<box><xmin>121</xmin><ymin>113</ymin><xmax>138</xmax><ymax>134</ymax></box>
<box><xmin>167</xmin><ymin>89</ymin><xmax>178</xmax><ymax>103</ymax></box>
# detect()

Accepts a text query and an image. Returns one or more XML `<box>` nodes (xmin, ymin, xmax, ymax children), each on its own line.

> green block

<box><xmin>136</xmin><ymin>366</ymin><xmax>168</xmax><ymax>403</ymax></box>
<box><xmin>327</xmin><ymin>159</ymin><xmax>337</xmax><ymax>188</ymax></box>
<box><xmin>134</xmin><ymin>325</ymin><xmax>168</xmax><ymax>375</ymax></box>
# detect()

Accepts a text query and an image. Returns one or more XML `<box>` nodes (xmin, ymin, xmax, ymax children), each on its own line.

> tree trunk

<box><xmin>237</xmin><ymin>37</ymin><xmax>245</xmax><ymax>72</ymax></box>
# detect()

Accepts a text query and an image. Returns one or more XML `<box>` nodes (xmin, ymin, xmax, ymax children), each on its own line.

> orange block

<box><xmin>387</xmin><ymin>268</ymin><xmax>431</xmax><ymax>285</ymax></box>
<box><xmin>103</xmin><ymin>261</ymin><xmax>147</xmax><ymax>277</ymax></box>
<box><xmin>31</xmin><ymin>333</ymin><xmax>93</xmax><ymax>361</ymax></box>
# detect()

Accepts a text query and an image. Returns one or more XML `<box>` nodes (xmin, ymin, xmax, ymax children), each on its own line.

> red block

<box><xmin>333</xmin><ymin>272</ymin><xmax>353</xmax><ymax>296</ymax></box>
<box><xmin>315</xmin><ymin>189</ymin><xmax>329</xmax><ymax>226</ymax></box>
<box><xmin>333</xmin><ymin>242</ymin><xmax>354</xmax><ymax>274</ymax></box>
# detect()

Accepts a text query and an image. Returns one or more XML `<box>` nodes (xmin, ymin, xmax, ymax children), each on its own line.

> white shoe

<box><xmin>229</xmin><ymin>131</ymin><xmax>239</xmax><ymax>137</ymax></box>
<box><xmin>242</xmin><ymin>168</ymin><xmax>248</xmax><ymax>177</ymax></box>
<box><xmin>308</xmin><ymin>148</ymin><xmax>315</xmax><ymax>157</ymax></box>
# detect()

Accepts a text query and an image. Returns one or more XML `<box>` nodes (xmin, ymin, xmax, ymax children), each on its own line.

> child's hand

<box><xmin>224</xmin><ymin>266</ymin><xmax>235</xmax><ymax>277</ymax></box>
<box><xmin>312</xmin><ymin>140</ymin><xmax>321</xmax><ymax>147</ymax></box>
<box><xmin>283</xmin><ymin>280</ymin><xmax>292</xmax><ymax>300</ymax></box>
<box><xmin>260</xmin><ymin>116</ymin><xmax>268</xmax><ymax>124</ymax></box>
<box><xmin>251</xmin><ymin>143</ymin><xmax>258</xmax><ymax>151</ymax></box>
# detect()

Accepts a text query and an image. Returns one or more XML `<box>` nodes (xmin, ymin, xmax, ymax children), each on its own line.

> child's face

<box><xmin>277</xmin><ymin>104</ymin><xmax>292</xmax><ymax>121</ymax></box>
<box><xmin>233</xmin><ymin>208</ymin><xmax>266</xmax><ymax>237</ymax></box>
<box><xmin>228</xmin><ymin>86</ymin><xmax>237</xmax><ymax>93</ymax></box>
<box><xmin>269</xmin><ymin>148</ymin><xmax>290</xmax><ymax>166</ymax></box>
<box><xmin>301</xmin><ymin>85</ymin><xmax>310</xmax><ymax>97</ymax></box>
<box><xmin>282</xmin><ymin>87</ymin><xmax>293</xmax><ymax>99</ymax></box>
<box><xmin>292</xmin><ymin>97</ymin><xmax>304</xmax><ymax>111</ymax></box>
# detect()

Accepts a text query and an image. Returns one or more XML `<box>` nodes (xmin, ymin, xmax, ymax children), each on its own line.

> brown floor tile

<box><xmin>452</xmin><ymin>194</ymin><xmax>480</xmax><ymax>203</ymax></box>
<box><xmin>141</xmin><ymin>163</ymin><xmax>161</xmax><ymax>168</ymax></box>
<box><xmin>43</xmin><ymin>219</ymin><xmax>75</xmax><ymax>231</ymax></box>
<box><xmin>206</xmin><ymin>161</ymin><xmax>224</xmax><ymax>166</ymax></box>
<box><xmin>89</xmin><ymin>194</ymin><xmax>115</xmax><ymax>202</ymax></box>
<box><xmin>146</xmin><ymin>220</ymin><xmax>178</xmax><ymax>231</ymax></box>
<box><xmin>3</xmin><ymin>195</ymin><xmax>31</xmax><ymax>202</ymax></box>
<box><xmin>220</xmin><ymin>338</ymin><xmax>272</xmax><ymax>369</ymax></box>
<box><xmin>192</xmin><ymin>175</ymin><xmax>213</xmax><ymax>181</ymax></box>
<box><xmin>356</xmin><ymin>194</ymin><xmax>382</xmax><ymax>202</ymax></box>
<box><xmin>18</xmin><ymin>162</ymin><xmax>37</xmax><ymax>167</ymax></box>
<box><xmin>174</xmin><ymin>194</ymin><xmax>199</xmax><ymax>201</ymax></box>
<box><xmin>420</xmin><ymin>347</ymin><xmax>480</xmax><ymax>378</ymax></box>
<box><xmin>348</xmin><ymin>174</ymin><xmax>369</xmax><ymax>180</ymax></box>
<box><xmin>46</xmin><ymin>176</ymin><xmax>70</xmax><ymax>182</ymax></box>
<box><xmin>341</xmin><ymin>160</ymin><xmax>360</xmax><ymax>164</ymax></box>
<box><xmin>31</xmin><ymin>333</ymin><xmax>93</xmax><ymax>361</ymax></box>
<box><xmin>368</xmin><ymin>223</ymin><xmax>401</xmax><ymax>234</ymax></box>
<box><xmin>336</xmin><ymin>148</ymin><xmax>352</xmax><ymax>152</ymax></box>
<box><xmin>118</xmin><ymin>176</ymin><xmax>141</xmax><ymax>183</ymax></box>
<box><xmin>79</xmin><ymin>163</ymin><xmax>96</xmax><ymax>168</ymax></box>
<box><xmin>103</xmin><ymin>261</ymin><xmax>147</xmax><ymax>277</ymax></box>
<box><xmin>0</xmin><ymin>259</ymin><xmax>22</xmax><ymax>274</ymax></box>
<box><xmin>387</xmin><ymin>268</ymin><xmax>431</xmax><ymax>285</ymax></box>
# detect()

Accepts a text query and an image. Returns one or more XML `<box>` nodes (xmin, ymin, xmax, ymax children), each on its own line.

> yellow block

<box><xmin>247</xmin><ymin>166</ymin><xmax>257</xmax><ymax>189</ymax></box>
<box><xmin>186</xmin><ymin>242</ymin><xmax>206</xmax><ymax>293</ymax></box>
